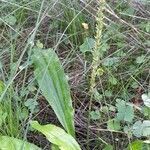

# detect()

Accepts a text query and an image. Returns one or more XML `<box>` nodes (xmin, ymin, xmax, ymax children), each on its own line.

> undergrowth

<box><xmin>0</xmin><ymin>0</ymin><xmax>150</xmax><ymax>149</ymax></box>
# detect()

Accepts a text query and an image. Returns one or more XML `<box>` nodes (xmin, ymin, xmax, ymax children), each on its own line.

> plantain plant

<box><xmin>87</xmin><ymin>0</ymin><xmax>106</xmax><ymax>147</ymax></box>
<box><xmin>0</xmin><ymin>45</ymin><xmax>80</xmax><ymax>149</ymax></box>
<box><xmin>32</xmin><ymin>47</ymin><xmax>75</xmax><ymax>137</ymax></box>
<box><xmin>31</xmin><ymin>46</ymin><xmax>81</xmax><ymax>149</ymax></box>
<box><xmin>31</xmin><ymin>121</ymin><xmax>81</xmax><ymax>150</ymax></box>
<box><xmin>0</xmin><ymin>136</ymin><xmax>41</xmax><ymax>150</ymax></box>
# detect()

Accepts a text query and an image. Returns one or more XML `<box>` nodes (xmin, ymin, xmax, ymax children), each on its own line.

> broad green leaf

<box><xmin>103</xmin><ymin>144</ymin><xmax>113</xmax><ymax>150</ymax></box>
<box><xmin>107</xmin><ymin>119</ymin><xmax>121</xmax><ymax>131</ymax></box>
<box><xmin>0</xmin><ymin>136</ymin><xmax>41</xmax><ymax>150</ymax></box>
<box><xmin>142</xmin><ymin>120</ymin><xmax>150</xmax><ymax>137</ymax></box>
<box><xmin>102</xmin><ymin>57</ymin><xmax>120</xmax><ymax>67</ymax></box>
<box><xmin>132</xmin><ymin>121</ymin><xmax>143</xmax><ymax>137</ymax></box>
<box><xmin>123</xmin><ymin>126</ymin><xmax>132</xmax><ymax>138</ymax></box>
<box><xmin>79</xmin><ymin>37</ymin><xmax>95</xmax><ymax>53</ymax></box>
<box><xmin>24</xmin><ymin>99</ymin><xmax>38</xmax><ymax>112</ymax></box>
<box><xmin>143</xmin><ymin>106</ymin><xmax>150</xmax><ymax>117</ymax></box>
<box><xmin>90</xmin><ymin>110</ymin><xmax>101</xmax><ymax>120</ymax></box>
<box><xmin>142</xmin><ymin>94</ymin><xmax>150</xmax><ymax>108</ymax></box>
<box><xmin>116</xmin><ymin>99</ymin><xmax>134</xmax><ymax>122</ymax></box>
<box><xmin>128</xmin><ymin>140</ymin><xmax>143</xmax><ymax>150</ymax></box>
<box><xmin>32</xmin><ymin>48</ymin><xmax>75</xmax><ymax>136</ymax></box>
<box><xmin>51</xmin><ymin>145</ymin><xmax>60</xmax><ymax>150</ymax></box>
<box><xmin>31</xmin><ymin>121</ymin><xmax>81</xmax><ymax>150</ymax></box>
<box><xmin>142</xmin><ymin>144</ymin><xmax>150</xmax><ymax>150</ymax></box>
<box><xmin>132</xmin><ymin>120</ymin><xmax>150</xmax><ymax>137</ymax></box>
<box><xmin>128</xmin><ymin>140</ymin><xmax>150</xmax><ymax>150</ymax></box>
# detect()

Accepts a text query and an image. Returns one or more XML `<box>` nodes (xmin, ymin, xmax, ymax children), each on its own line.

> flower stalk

<box><xmin>87</xmin><ymin>0</ymin><xmax>106</xmax><ymax>149</ymax></box>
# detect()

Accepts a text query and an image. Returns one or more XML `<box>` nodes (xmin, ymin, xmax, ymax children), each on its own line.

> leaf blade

<box><xmin>31</xmin><ymin>121</ymin><xmax>81</xmax><ymax>150</ymax></box>
<box><xmin>0</xmin><ymin>136</ymin><xmax>41</xmax><ymax>150</ymax></box>
<box><xmin>116</xmin><ymin>99</ymin><xmax>134</xmax><ymax>122</ymax></box>
<box><xmin>32</xmin><ymin>48</ymin><xmax>75</xmax><ymax>136</ymax></box>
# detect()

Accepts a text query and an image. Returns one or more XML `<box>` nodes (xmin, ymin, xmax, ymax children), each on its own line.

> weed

<box><xmin>87</xmin><ymin>0</ymin><xmax>106</xmax><ymax>148</ymax></box>
<box><xmin>0</xmin><ymin>0</ymin><xmax>150</xmax><ymax>149</ymax></box>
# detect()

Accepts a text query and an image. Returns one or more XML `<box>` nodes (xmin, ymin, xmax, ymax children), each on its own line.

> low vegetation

<box><xmin>0</xmin><ymin>0</ymin><xmax>150</xmax><ymax>149</ymax></box>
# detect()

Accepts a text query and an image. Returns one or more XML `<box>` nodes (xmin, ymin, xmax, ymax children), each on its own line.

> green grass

<box><xmin>0</xmin><ymin>0</ymin><xmax>150</xmax><ymax>149</ymax></box>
